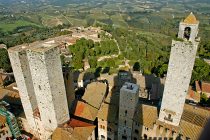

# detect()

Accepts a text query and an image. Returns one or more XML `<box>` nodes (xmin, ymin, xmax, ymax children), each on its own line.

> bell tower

<box><xmin>178</xmin><ymin>12</ymin><xmax>199</xmax><ymax>42</ymax></box>
<box><xmin>158</xmin><ymin>13</ymin><xmax>200</xmax><ymax>126</ymax></box>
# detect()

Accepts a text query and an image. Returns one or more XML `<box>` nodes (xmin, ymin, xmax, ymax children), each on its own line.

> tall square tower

<box><xmin>27</xmin><ymin>42</ymin><xmax>70</xmax><ymax>131</ymax></box>
<box><xmin>118</xmin><ymin>82</ymin><xmax>139</xmax><ymax>140</ymax></box>
<box><xmin>8</xmin><ymin>46</ymin><xmax>38</xmax><ymax>134</ymax></box>
<box><xmin>159</xmin><ymin>13</ymin><xmax>200</xmax><ymax>126</ymax></box>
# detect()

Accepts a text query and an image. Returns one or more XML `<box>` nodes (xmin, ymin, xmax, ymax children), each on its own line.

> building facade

<box><xmin>8</xmin><ymin>46</ymin><xmax>39</xmax><ymax>135</ymax></box>
<box><xmin>159</xmin><ymin>13</ymin><xmax>200</xmax><ymax>126</ymax></box>
<box><xmin>8</xmin><ymin>41</ymin><xmax>70</xmax><ymax>140</ymax></box>
<box><xmin>118</xmin><ymin>82</ymin><xmax>139</xmax><ymax>140</ymax></box>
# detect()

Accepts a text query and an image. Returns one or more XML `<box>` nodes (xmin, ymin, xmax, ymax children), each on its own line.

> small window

<box><xmin>135</xmin><ymin>129</ymin><xmax>139</xmax><ymax>134</ymax></box>
<box><xmin>122</xmin><ymin>135</ymin><xmax>127</xmax><ymax>140</ymax></box>
<box><xmin>125</xmin><ymin>110</ymin><xmax>127</xmax><ymax>116</ymax></box>
<box><xmin>101</xmin><ymin>135</ymin><xmax>105</xmax><ymax>140</ymax></box>
<box><xmin>184</xmin><ymin>27</ymin><xmax>191</xmax><ymax>40</ymax></box>
<box><xmin>49</xmin><ymin>120</ymin><xmax>51</xmax><ymax>123</ymax></box>
<box><xmin>124</xmin><ymin>120</ymin><xmax>127</xmax><ymax>125</ymax></box>
<box><xmin>143</xmin><ymin>134</ymin><xmax>147</xmax><ymax>139</ymax></box>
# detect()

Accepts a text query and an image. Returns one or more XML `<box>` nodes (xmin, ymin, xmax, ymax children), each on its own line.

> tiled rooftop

<box><xmin>134</xmin><ymin>104</ymin><xmax>158</xmax><ymax>129</ymax></box>
<box><xmin>183</xmin><ymin>12</ymin><xmax>199</xmax><ymax>24</ymax></box>
<box><xmin>97</xmin><ymin>103</ymin><xmax>118</xmax><ymax>123</ymax></box>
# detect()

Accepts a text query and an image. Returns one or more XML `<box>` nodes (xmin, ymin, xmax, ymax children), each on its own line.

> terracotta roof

<box><xmin>73</xmin><ymin>101</ymin><xmax>97</xmax><ymax>121</ymax></box>
<box><xmin>183</xmin><ymin>12</ymin><xmax>199</xmax><ymax>24</ymax></box>
<box><xmin>72</xmin><ymin>82</ymin><xmax>107</xmax><ymax>121</ymax></box>
<box><xmin>180</xmin><ymin>108</ymin><xmax>210</xmax><ymax>140</ymax></box>
<box><xmin>134</xmin><ymin>104</ymin><xmax>158</xmax><ymax>129</ymax></box>
<box><xmin>195</xmin><ymin>81</ymin><xmax>201</xmax><ymax>92</ymax></box>
<box><xmin>97</xmin><ymin>103</ymin><xmax>118</xmax><ymax>122</ymax></box>
<box><xmin>183</xmin><ymin>104</ymin><xmax>210</xmax><ymax>117</ymax></box>
<box><xmin>201</xmin><ymin>82</ymin><xmax>210</xmax><ymax>94</ymax></box>
<box><xmin>156</xmin><ymin>104</ymin><xmax>210</xmax><ymax>140</ymax></box>
<box><xmin>52</xmin><ymin>125</ymin><xmax>95</xmax><ymax>140</ymax></box>
<box><xmin>68</xmin><ymin>118</ymin><xmax>94</xmax><ymax>128</ymax></box>
<box><xmin>82</xmin><ymin>82</ymin><xmax>107</xmax><ymax>109</ymax></box>
<box><xmin>0</xmin><ymin>114</ymin><xmax>6</xmax><ymax>125</ymax></box>
<box><xmin>179</xmin><ymin>104</ymin><xmax>210</xmax><ymax>139</ymax></box>
<box><xmin>180</xmin><ymin>120</ymin><xmax>202</xmax><ymax>140</ymax></box>
<box><xmin>186</xmin><ymin>86</ymin><xmax>200</xmax><ymax>102</ymax></box>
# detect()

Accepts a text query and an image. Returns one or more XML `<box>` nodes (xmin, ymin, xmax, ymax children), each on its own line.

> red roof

<box><xmin>189</xmin><ymin>88</ymin><xmax>194</xmax><ymax>98</ymax></box>
<box><xmin>201</xmin><ymin>82</ymin><xmax>210</xmax><ymax>94</ymax></box>
<box><xmin>73</xmin><ymin>101</ymin><xmax>85</xmax><ymax>117</ymax></box>
<box><xmin>68</xmin><ymin>119</ymin><xmax>94</xmax><ymax>128</ymax></box>
<box><xmin>195</xmin><ymin>81</ymin><xmax>201</xmax><ymax>92</ymax></box>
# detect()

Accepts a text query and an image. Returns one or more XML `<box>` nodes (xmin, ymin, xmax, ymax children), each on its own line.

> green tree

<box><xmin>153</xmin><ymin>64</ymin><xmax>168</xmax><ymax>77</ymax></box>
<box><xmin>133</xmin><ymin>62</ymin><xmax>140</xmax><ymax>71</ymax></box>
<box><xmin>107</xmin><ymin>59</ymin><xmax>115</xmax><ymax>68</ymax></box>
<box><xmin>0</xmin><ymin>49</ymin><xmax>12</xmax><ymax>72</ymax></box>
<box><xmin>89</xmin><ymin>57</ymin><xmax>97</xmax><ymax>68</ymax></box>
<box><xmin>200</xmin><ymin>93</ymin><xmax>208</xmax><ymax>105</ymax></box>
<box><xmin>191</xmin><ymin>59</ymin><xmax>210</xmax><ymax>84</ymax></box>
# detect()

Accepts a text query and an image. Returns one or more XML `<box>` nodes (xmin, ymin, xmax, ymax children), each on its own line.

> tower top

<box><xmin>183</xmin><ymin>12</ymin><xmax>199</xmax><ymax>24</ymax></box>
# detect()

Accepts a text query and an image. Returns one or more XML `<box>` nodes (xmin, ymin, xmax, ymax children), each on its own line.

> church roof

<box><xmin>183</xmin><ymin>12</ymin><xmax>199</xmax><ymax>24</ymax></box>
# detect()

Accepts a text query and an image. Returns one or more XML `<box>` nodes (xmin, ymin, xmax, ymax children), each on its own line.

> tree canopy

<box><xmin>0</xmin><ymin>49</ymin><xmax>12</xmax><ymax>72</ymax></box>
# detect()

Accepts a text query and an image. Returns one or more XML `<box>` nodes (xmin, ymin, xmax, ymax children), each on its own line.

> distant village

<box><xmin>0</xmin><ymin>13</ymin><xmax>210</xmax><ymax>140</ymax></box>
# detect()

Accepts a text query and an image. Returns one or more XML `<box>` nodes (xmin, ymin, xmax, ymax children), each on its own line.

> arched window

<box><xmin>101</xmin><ymin>135</ymin><xmax>105</xmax><ymax>140</ymax></box>
<box><xmin>184</xmin><ymin>27</ymin><xmax>191</xmax><ymax>40</ymax></box>
<box><xmin>168</xmin><ymin>114</ymin><xmax>172</xmax><ymax>120</ymax></box>
<box><xmin>135</xmin><ymin>129</ymin><xmax>139</xmax><ymax>134</ymax></box>
<box><xmin>143</xmin><ymin>134</ymin><xmax>148</xmax><ymax>139</ymax></box>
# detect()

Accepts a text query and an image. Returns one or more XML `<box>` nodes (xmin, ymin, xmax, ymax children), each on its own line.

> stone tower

<box><xmin>27</xmin><ymin>42</ymin><xmax>70</xmax><ymax>131</ymax></box>
<box><xmin>159</xmin><ymin>13</ymin><xmax>200</xmax><ymax>126</ymax></box>
<box><xmin>8</xmin><ymin>41</ymin><xmax>70</xmax><ymax>139</ymax></box>
<box><xmin>8</xmin><ymin>46</ymin><xmax>38</xmax><ymax>135</ymax></box>
<box><xmin>118</xmin><ymin>82</ymin><xmax>139</xmax><ymax>140</ymax></box>
<box><xmin>63</xmin><ymin>66</ymin><xmax>75</xmax><ymax>110</ymax></box>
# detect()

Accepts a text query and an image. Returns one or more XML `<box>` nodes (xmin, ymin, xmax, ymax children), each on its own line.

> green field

<box><xmin>0</xmin><ymin>20</ymin><xmax>40</xmax><ymax>32</ymax></box>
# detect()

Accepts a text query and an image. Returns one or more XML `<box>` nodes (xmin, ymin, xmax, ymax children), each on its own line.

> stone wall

<box><xmin>27</xmin><ymin>46</ymin><xmax>69</xmax><ymax>131</ymax></box>
<box><xmin>159</xmin><ymin>40</ymin><xmax>199</xmax><ymax>126</ymax></box>
<box><xmin>118</xmin><ymin>83</ymin><xmax>139</xmax><ymax>140</ymax></box>
<box><xmin>8</xmin><ymin>47</ymin><xmax>38</xmax><ymax>133</ymax></box>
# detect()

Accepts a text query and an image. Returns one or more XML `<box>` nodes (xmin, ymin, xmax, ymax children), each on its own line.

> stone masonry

<box><xmin>118</xmin><ymin>82</ymin><xmax>139</xmax><ymax>140</ymax></box>
<box><xmin>159</xmin><ymin>13</ymin><xmax>200</xmax><ymax>126</ymax></box>
<box><xmin>8</xmin><ymin>41</ymin><xmax>70</xmax><ymax>140</ymax></box>
<box><xmin>8</xmin><ymin>46</ymin><xmax>39</xmax><ymax>136</ymax></box>
<box><xmin>27</xmin><ymin>43</ymin><xmax>70</xmax><ymax>131</ymax></box>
